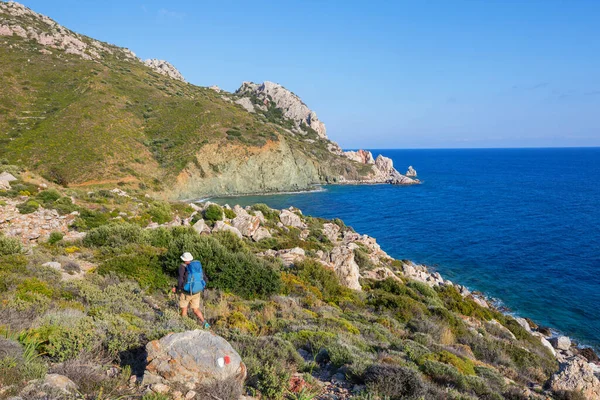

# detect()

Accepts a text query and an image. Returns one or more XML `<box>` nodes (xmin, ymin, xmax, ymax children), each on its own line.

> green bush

<box><xmin>0</xmin><ymin>233</ymin><xmax>22</xmax><ymax>256</ymax></box>
<box><xmin>421</xmin><ymin>350</ymin><xmax>475</xmax><ymax>375</ymax></box>
<box><xmin>52</xmin><ymin>196</ymin><xmax>78</xmax><ymax>215</ymax></box>
<box><xmin>203</xmin><ymin>204</ymin><xmax>223</xmax><ymax>222</ymax></box>
<box><xmin>47</xmin><ymin>231</ymin><xmax>64</xmax><ymax>245</ymax></box>
<box><xmin>97</xmin><ymin>246</ymin><xmax>170</xmax><ymax>291</ymax></box>
<box><xmin>363</xmin><ymin>364</ymin><xmax>427</xmax><ymax>400</ymax></box>
<box><xmin>16</xmin><ymin>278</ymin><xmax>54</xmax><ymax>301</ymax></box>
<box><xmin>293</xmin><ymin>259</ymin><xmax>350</xmax><ymax>303</ymax></box>
<box><xmin>163</xmin><ymin>228</ymin><xmax>281</xmax><ymax>298</ymax></box>
<box><xmin>368</xmin><ymin>289</ymin><xmax>428</xmax><ymax>322</ymax></box>
<box><xmin>84</xmin><ymin>223</ymin><xmax>148</xmax><ymax>248</ymax></box>
<box><xmin>72</xmin><ymin>209</ymin><xmax>110</xmax><ymax>230</ymax></box>
<box><xmin>354</xmin><ymin>248</ymin><xmax>376</xmax><ymax>271</ymax></box>
<box><xmin>36</xmin><ymin>189</ymin><xmax>61</xmax><ymax>204</ymax></box>
<box><xmin>16</xmin><ymin>200</ymin><xmax>40</xmax><ymax>214</ymax></box>
<box><xmin>251</xmin><ymin>204</ymin><xmax>279</xmax><ymax>221</ymax></box>
<box><xmin>223</xmin><ymin>208</ymin><xmax>236</xmax><ymax>219</ymax></box>
<box><xmin>148</xmin><ymin>201</ymin><xmax>172</xmax><ymax>224</ymax></box>
<box><xmin>420</xmin><ymin>359</ymin><xmax>468</xmax><ymax>391</ymax></box>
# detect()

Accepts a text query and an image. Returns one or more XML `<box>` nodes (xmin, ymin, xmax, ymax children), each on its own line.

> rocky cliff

<box><xmin>143</xmin><ymin>59</ymin><xmax>185</xmax><ymax>81</ymax></box>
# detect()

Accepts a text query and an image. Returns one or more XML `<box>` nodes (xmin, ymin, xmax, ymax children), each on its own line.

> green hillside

<box><xmin>0</xmin><ymin>2</ymin><xmax>368</xmax><ymax>198</ymax></box>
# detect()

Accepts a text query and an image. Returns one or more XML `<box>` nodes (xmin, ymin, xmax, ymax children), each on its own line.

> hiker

<box><xmin>172</xmin><ymin>252</ymin><xmax>210</xmax><ymax>329</ymax></box>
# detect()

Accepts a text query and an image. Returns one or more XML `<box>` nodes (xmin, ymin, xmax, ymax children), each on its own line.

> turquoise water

<box><xmin>209</xmin><ymin>148</ymin><xmax>600</xmax><ymax>349</ymax></box>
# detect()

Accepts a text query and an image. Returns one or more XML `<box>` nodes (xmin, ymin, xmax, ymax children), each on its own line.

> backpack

<box><xmin>184</xmin><ymin>260</ymin><xmax>206</xmax><ymax>295</ymax></box>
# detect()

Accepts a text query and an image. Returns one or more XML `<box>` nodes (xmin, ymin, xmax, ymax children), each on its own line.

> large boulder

<box><xmin>550</xmin><ymin>336</ymin><xmax>572</xmax><ymax>351</ymax></box>
<box><xmin>212</xmin><ymin>221</ymin><xmax>243</xmax><ymax>239</ymax></box>
<box><xmin>279</xmin><ymin>209</ymin><xmax>305</xmax><ymax>228</ymax></box>
<box><xmin>251</xmin><ymin>227</ymin><xmax>272</xmax><ymax>242</ymax></box>
<box><xmin>232</xmin><ymin>213</ymin><xmax>261</xmax><ymax>238</ymax></box>
<box><xmin>143</xmin><ymin>330</ymin><xmax>246</xmax><ymax>390</ymax></box>
<box><xmin>549</xmin><ymin>356</ymin><xmax>600</xmax><ymax>399</ymax></box>
<box><xmin>192</xmin><ymin>219</ymin><xmax>211</xmax><ymax>235</ymax></box>
<box><xmin>362</xmin><ymin>267</ymin><xmax>401</xmax><ymax>282</ymax></box>
<box><xmin>329</xmin><ymin>244</ymin><xmax>361</xmax><ymax>291</ymax></box>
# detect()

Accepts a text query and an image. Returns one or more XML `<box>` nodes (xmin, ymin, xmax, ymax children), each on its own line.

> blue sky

<box><xmin>19</xmin><ymin>0</ymin><xmax>600</xmax><ymax>148</ymax></box>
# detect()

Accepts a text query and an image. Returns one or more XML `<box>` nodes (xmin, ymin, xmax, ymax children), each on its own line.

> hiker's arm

<box><xmin>203</xmin><ymin>270</ymin><xmax>208</xmax><ymax>285</ymax></box>
<box><xmin>177</xmin><ymin>264</ymin><xmax>186</xmax><ymax>292</ymax></box>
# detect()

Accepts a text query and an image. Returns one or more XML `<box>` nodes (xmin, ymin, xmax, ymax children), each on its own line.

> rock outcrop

<box><xmin>236</xmin><ymin>81</ymin><xmax>327</xmax><ymax>139</ymax></box>
<box><xmin>549</xmin><ymin>356</ymin><xmax>600</xmax><ymax>399</ymax></box>
<box><xmin>143</xmin><ymin>59</ymin><xmax>185</xmax><ymax>81</ymax></box>
<box><xmin>329</xmin><ymin>244</ymin><xmax>362</xmax><ymax>291</ymax></box>
<box><xmin>212</xmin><ymin>221</ymin><xmax>243</xmax><ymax>239</ymax></box>
<box><xmin>143</xmin><ymin>330</ymin><xmax>246</xmax><ymax>391</ymax></box>
<box><xmin>342</xmin><ymin>150</ymin><xmax>419</xmax><ymax>185</ymax></box>
<box><xmin>406</xmin><ymin>166</ymin><xmax>417</xmax><ymax>177</ymax></box>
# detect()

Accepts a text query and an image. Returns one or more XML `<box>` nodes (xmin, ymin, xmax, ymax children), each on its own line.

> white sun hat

<box><xmin>180</xmin><ymin>252</ymin><xmax>194</xmax><ymax>262</ymax></box>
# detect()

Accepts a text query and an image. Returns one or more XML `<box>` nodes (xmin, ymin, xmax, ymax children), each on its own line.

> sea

<box><xmin>209</xmin><ymin>148</ymin><xmax>600</xmax><ymax>350</ymax></box>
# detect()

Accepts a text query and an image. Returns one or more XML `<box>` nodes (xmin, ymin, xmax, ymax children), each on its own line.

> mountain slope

<box><xmin>0</xmin><ymin>1</ymin><xmax>412</xmax><ymax>199</ymax></box>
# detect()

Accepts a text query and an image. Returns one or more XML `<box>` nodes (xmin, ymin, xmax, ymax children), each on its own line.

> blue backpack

<box><xmin>184</xmin><ymin>260</ymin><xmax>206</xmax><ymax>294</ymax></box>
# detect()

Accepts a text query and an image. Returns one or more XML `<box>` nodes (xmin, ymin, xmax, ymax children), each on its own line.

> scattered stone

<box><xmin>143</xmin><ymin>330</ymin><xmax>246</xmax><ymax>390</ymax></box>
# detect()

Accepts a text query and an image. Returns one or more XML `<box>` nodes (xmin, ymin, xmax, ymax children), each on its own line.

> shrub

<box><xmin>251</xmin><ymin>203</ymin><xmax>279</xmax><ymax>221</ymax></box>
<box><xmin>163</xmin><ymin>228</ymin><xmax>281</xmax><ymax>298</ymax></box>
<box><xmin>52</xmin><ymin>196</ymin><xmax>78</xmax><ymax>215</ymax></box>
<box><xmin>47</xmin><ymin>231</ymin><xmax>64</xmax><ymax>245</ymax></box>
<box><xmin>97</xmin><ymin>246</ymin><xmax>170</xmax><ymax>291</ymax></box>
<box><xmin>204</xmin><ymin>204</ymin><xmax>223</xmax><ymax>222</ymax></box>
<box><xmin>223</xmin><ymin>208</ymin><xmax>236</xmax><ymax>219</ymax></box>
<box><xmin>421</xmin><ymin>350</ymin><xmax>476</xmax><ymax>375</ymax></box>
<box><xmin>354</xmin><ymin>248</ymin><xmax>376</xmax><ymax>270</ymax></box>
<box><xmin>368</xmin><ymin>290</ymin><xmax>428</xmax><ymax>322</ymax></box>
<box><xmin>0</xmin><ymin>233</ymin><xmax>22</xmax><ymax>256</ymax></box>
<box><xmin>84</xmin><ymin>223</ymin><xmax>148</xmax><ymax>248</ymax></box>
<box><xmin>36</xmin><ymin>189</ymin><xmax>61</xmax><ymax>204</ymax></box>
<box><xmin>420</xmin><ymin>359</ymin><xmax>468</xmax><ymax>390</ymax></box>
<box><xmin>72</xmin><ymin>209</ymin><xmax>110</xmax><ymax>230</ymax></box>
<box><xmin>16</xmin><ymin>278</ymin><xmax>54</xmax><ymax>301</ymax></box>
<box><xmin>363</xmin><ymin>364</ymin><xmax>426</xmax><ymax>400</ymax></box>
<box><xmin>16</xmin><ymin>200</ymin><xmax>40</xmax><ymax>214</ymax></box>
<box><xmin>148</xmin><ymin>201</ymin><xmax>172</xmax><ymax>224</ymax></box>
<box><xmin>294</xmin><ymin>259</ymin><xmax>349</xmax><ymax>303</ymax></box>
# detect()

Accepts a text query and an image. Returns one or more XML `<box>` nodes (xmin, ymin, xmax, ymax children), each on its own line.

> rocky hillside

<box><xmin>0</xmin><ymin>177</ymin><xmax>599</xmax><ymax>399</ymax></box>
<box><xmin>0</xmin><ymin>1</ymin><xmax>417</xmax><ymax>200</ymax></box>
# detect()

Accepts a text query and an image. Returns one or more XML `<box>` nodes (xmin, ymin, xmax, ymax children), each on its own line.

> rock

<box><xmin>550</xmin><ymin>336</ymin><xmax>572</xmax><ymax>351</ymax></box>
<box><xmin>550</xmin><ymin>356</ymin><xmax>600</xmax><ymax>399</ymax></box>
<box><xmin>273</xmin><ymin>247</ymin><xmax>305</xmax><ymax>267</ymax></box>
<box><xmin>251</xmin><ymin>227</ymin><xmax>271</xmax><ymax>242</ymax></box>
<box><xmin>143</xmin><ymin>330</ymin><xmax>246</xmax><ymax>390</ymax></box>
<box><xmin>322</xmin><ymin>223</ymin><xmax>340</xmax><ymax>243</ymax></box>
<box><xmin>362</xmin><ymin>267</ymin><xmax>401</xmax><ymax>282</ymax></box>
<box><xmin>344</xmin><ymin>149</ymin><xmax>374</xmax><ymax>164</ymax></box>
<box><xmin>235</xmin><ymin>97</ymin><xmax>255</xmax><ymax>113</ymax></box>
<box><xmin>579</xmin><ymin>348</ymin><xmax>600</xmax><ymax>363</ymax></box>
<box><xmin>144</xmin><ymin>59</ymin><xmax>185</xmax><ymax>81</ymax></box>
<box><xmin>209</xmin><ymin>85</ymin><xmax>221</xmax><ymax>93</ymax></box>
<box><xmin>42</xmin><ymin>261</ymin><xmax>62</xmax><ymax>270</ymax></box>
<box><xmin>406</xmin><ymin>166</ymin><xmax>417</xmax><ymax>177</ymax></box>
<box><xmin>25</xmin><ymin>374</ymin><xmax>78</xmax><ymax>395</ymax></box>
<box><xmin>236</xmin><ymin>81</ymin><xmax>327</xmax><ymax>139</ymax></box>
<box><xmin>532</xmin><ymin>333</ymin><xmax>557</xmax><ymax>357</ymax></box>
<box><xmin>185</xmin><ymin>391</ymin><xmax>197</xmax><ymax>400</ymax></box>
<box><xmin>212</xmin><ymin>221</ymin><xmax>243</xmax><ymax>239</ymax></box>
<box><xmin>329</xmin><ymin>245</ymin><xmax>361</xmax><ymax>291</ymax></box>
<box><xmin>0</xmin><ymin>172</ymin><xmax>17</xmax><ymax>183</ymax></box>
<box><xmin>232</xmin><ymin>213</ymin><xmax>260</xmax><ymax>238</ymax></box>
<box><xmin>151</xmin><ymin>383</ymin><xmax>170</xmax><ymax>394</ymax></box>
<box><xmin>279</xmin><ymin>209</ymin><xmax>305</xmax><ymax>228</ymax></box>
<box><xmin>515</xmin><ymin>317</ymin><xmax>532</xmax><ymax>332</ymax></box>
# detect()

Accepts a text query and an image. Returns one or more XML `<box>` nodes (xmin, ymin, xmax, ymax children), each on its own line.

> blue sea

<box><xmin>210</xmin><ymin>148</ymin><xmax>600</xmax><ymax>350</ymax></box>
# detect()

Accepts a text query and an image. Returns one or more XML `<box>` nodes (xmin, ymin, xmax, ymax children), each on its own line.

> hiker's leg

<box><xmin>191</xmin><ymin>307</ymin><xmax>205</xmax><ymax>322</ymax></box>
<box><xmin>179</xmin><ymin>293</ymin><xmax>189</xmax><ymax>317</ymax></box>
<box><xmin>180</xmin><ymin>306</ymin><xmax>188</xmax><ymax>317</ymax></box>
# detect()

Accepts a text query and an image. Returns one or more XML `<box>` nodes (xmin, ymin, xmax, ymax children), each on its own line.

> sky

<box><xmin>17</xmin><ymin>0</ymin><xmax>600</xmax><ymax>148</ymax></box>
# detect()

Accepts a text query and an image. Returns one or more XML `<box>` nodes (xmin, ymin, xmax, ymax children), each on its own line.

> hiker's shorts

<box><xmin>179</xmin><ymin>292</ymin><xmax>202</xmax><ymax>309</ymax></box>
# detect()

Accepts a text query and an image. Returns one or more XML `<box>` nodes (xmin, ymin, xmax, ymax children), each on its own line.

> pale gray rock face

<box><xmin>236</xmin><ymin>81</ymin><xmax>327</xmax><ymax>139</ymax></box>
<box><xmin>232</xmin><ymin>213</ymin><xmax>261</xmax><ymax>238</ymax></box>
<box><xmin>322</xmin><ymin>223</ymin><xmax>340</xmax><ymax>243</ymax></box>
<box><xmin>362</xmin><ymin>267</ymin><xmax>401</xmax><ymax>282</ymax></box>
<box><xmin>143</xmin><ymin>330</ymin><xmax>246</xmax><ymax>390</ymax></box>
<box><xmin>329</xmin><ymin>244</ymin><xmax>361</xmax><ymax>291</ymax></box>
<box><xmin>550</xmin><ymin>336</ymin><xmax>572</xmax><ymax>351</ymax></box>
<box><xmin>406</xmin><ymin>166</ymin><xmax>417</xmax><ymax>177</ymax></box>
<box><xmin>279</xmin><ymin>209</ymin><xmax>305</xmax><ymax>228</ymax></box>
<box><xmin>0</xmin><ymin>172</ymin><xmax>18</xmax><ymax>182</ymax></box>
<box><xmin>515</xmin><ymin>317</ymin><xmax>532</xmax><ymax>332</ymax></box>
<box><xmin>260</xmin><ymin>247</ymin><xmax>305</xmax><ymax>267</ymax></box>
<box><xmin>143</xmin><ymin>59</ymin><xmax>185</xmax><ymax>81</ymax></box>
<box><xmin>549</xmin><ymin>356</ymin><xmax>600</xmax><ymax>399</ymax></box>
<box><xmin>341</xmin><ymin>150</ymin><xmax>419</xmax><ymax>185</ymax></box>
<box><xmin>212</xmin><ymin>221</ymin><xmax>243</xmax><ymax>239</ymax></box>
<box><xmin>192</xmin><ymin>219</ymin><xmax>211</xmax><ymax>235</ymax></box>
<box><xmin>251</xmin><ymin>227</ymin><xmax>271</xmax><ymax>242</ymax></box>
<box><xmin>344</xmin><ymin>150</ymin><xmax>375</xmax><ymax>164</ymax></box>
<box><xmin>234</xmin><ymin>97</ymin><xmax>255</xmax><ymax>113</ymax></box>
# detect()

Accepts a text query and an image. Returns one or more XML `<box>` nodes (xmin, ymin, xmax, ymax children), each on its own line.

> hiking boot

<box><xmin>203</xmin><ymin>321</ymin><xmax>211</xmax><ymax>329</ymax></box>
